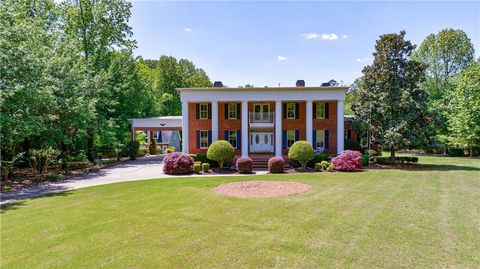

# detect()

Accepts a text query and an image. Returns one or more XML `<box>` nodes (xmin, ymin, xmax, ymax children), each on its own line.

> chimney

<box><xmin>296</xmin><ymin>80</ymin><xmax>305</xmax><ymax>87</ymax></box>
<box><xmin>213</xmin><ymin>81</ymin><xmax>223</xmax><ymax>87</ymax></box>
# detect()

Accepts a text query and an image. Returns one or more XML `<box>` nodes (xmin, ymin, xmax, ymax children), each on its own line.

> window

<box><xmin>316</xmin><ymin>102</ymin><xmax>325</xmax><ymax>119</ymax></box>
<box><xmin>287</xmin><ymin>130</ymin><xmax>295</xmax><ymax>148</ymax></box>
<box><xmin>344</xmin><ymin>129</ymin><xmax>352</xmax><ymax>140</ymax></box>
<box><xmin>200</xmin><ymin>130</ymin><xmax>209</xmax><ymax>149</ymax></box>
<box><xmin>199</xmin><ymin>104</ymin><xmax>208</xmax><ymax>119</ymax></box>
<box><xmin>228</xmin><ymin>130</ymin><xmax>237</xmax><ymax>148</ymax></box>
<box><xmin>316</xmin><ymin>130</ymin><xmax>325</xmax><ymax>148</ymax></box>
<box><xmin>287</xmin><ymin>103</ymin><xmax>296</xmax><ymax>119</ymax></box>
<box><xmin>228</xmin><ymin>103</ymin><xmax>237</xmax><ymax>119</ymax></box>
<box><xmin>360</xmin><ymin>137</ymin><xmax>368</xmax><ymax>148</ymax></box>
<box><xmin>153</xmin><ymin>131</ymin><xmax>159</xmax><ymax>140</ymax></box>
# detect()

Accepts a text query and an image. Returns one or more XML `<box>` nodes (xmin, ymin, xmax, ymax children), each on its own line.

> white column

<box><xmin>241</xmin><ymin>101</ymin><xmax>248</xmax><ymax>157</ymax></box>
<box><xmin>211</xmin><ymin>101</ymin><xmax>218</xmax><ymax>142</ymax></box>
<box><xmin>275</xmin><ymin>101</ymin><xmax>283</xmax><ymax>158</ymax></box>
<box><xmin>306</xmin><ymin>100</ymin><xmax>313</xmax><ymax>146</ymax></box>
<box><xmin>337</xmin><ymin>100</ymin><xmax>344</xmax><ymax>154</ymax></box>
<box><xmin>181</xmin><ymin>101</ymin><xmax>189</xmax><ymax>153</ymax></box>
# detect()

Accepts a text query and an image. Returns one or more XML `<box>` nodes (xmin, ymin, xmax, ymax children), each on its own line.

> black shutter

<box><xmin>224</xmin><ymin>103</ymin><xmax>228</xmax><ymax>119</ymax></box>
<box><xmin>295</xmin><ymin>130</ymin><xmax>299</xmax><ymax>141</ymax></box>
<box><xmin>295</xmin><ymin>103</ymin><xmax>299</xmax><ymax>119</ymax></box>
<box><xmin>313</xmin><ymin>102</ymin><xmax>317</xmax><ymax>119</ymax></box>
<box><xmin>208</xmin><ymin>103</ymin><xmax>212</xmax><ymax>119</ymax></box>
<box><xmin>325</xmin><ymin>130</ymin><xmax>329</xmax><ymax>149</ymax></box>
<box><xmin>283</xmin><ymin>130</ymin><xmax>287</xmax><ymax>149</ymax></box>
<box><xmin>237</xmin><ymin>103</ymin><xmax>241</xmax><ymax>119</ymax></box>
<box><xmin>196</xmin><ymin>130</ymin><xmax>200</xmax><ymax>149</ymax></box>
<box><xmin>237</xmin><ymin>130</ymin><xmax>241</xmax><ymax>149</ymax></box>
<box><xmin>196</xmin><ymin>104</ymin><xmax>200</xmax><ymax>120</ymax></box>
<box><xmin>325</xmin><ymin>103</ymin><xmax>330</xmax><ymax>119</ymax></box>
<box><xmin>208</xmin><ymin>130</ymin><xmax>212</xmax><ymax>145</ymax></box>
<box><xmin>224</xmin><ymin>130</ymin><xmax>229</xmax><ymax>141</ymax></box>
<box><xmin>283</xmin><ymin>103</ymin><xmax>287</xmax><ymax>119</ymax></box>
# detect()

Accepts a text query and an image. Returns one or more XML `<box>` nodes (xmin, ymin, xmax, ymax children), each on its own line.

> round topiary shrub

<box><xmin>288</xmin><ymin>141</ymin><xmax>315</xmax><ymax>170</ymax></box>
<box><xmin>163</xmin><ymin>152</ymin><xmax>194</xmax><ymax>175</ymax></box>
<box><xmin>236</xmin><ymin>157</ymin><xmax>253</xmax><ymax>174</ymax></box>
<box><xmin>268</xmin><ymin>157</ymin><xmax>285</xmax><ymax>173</ymax></box>
<box><xmin>202</xmin><ymin>163</ymin><xmax>210</xmax><ymax>173</ymax></box>
<box><xmin>207</xmin><ymin>140</ymin><xmax>235</xmax><ymax>168</ymax></box>
<box><xmin>122</xmin><ymin>140</ymin><xmax>140</xmax><ymax>160</ymax></box>
<box><xmin>331</xmin><ymin>150</ymin><xmax>362</xmax><ymax>171</ymax></box>
<box><xmin>193</xmin><ymin>163</ymin><xmax>201</xmax><ymax>174</ymax></box>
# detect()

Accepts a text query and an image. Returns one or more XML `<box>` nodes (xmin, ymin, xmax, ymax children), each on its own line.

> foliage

<box><xmin>193</xmin><ymin>163</ymin><xmax>201</xmax><ymax>174</ymax></box>
<box><xmin>268</xmin><ymin>157</ymin><xmax>285</xmax><ymax>173</ymax></box>
<box><xmin>365</xmin><ymin>149</ymin><xmax>381</xmax><ymax>157</ymax></box>
<box><xmin>373</xmin><ymin>156</ymin><xmax>418</xmax><ymax>164</ymax></box>
<box><xmin>149</xmin><ymin>140</ymin><xmax>157</xmax><ymax>155</ymax></box>
<box><xmin>162</xmin><ymin>152</ymin><xmax>194</xmax><ymax>175</ymax></box>
<box><xmin>166</xmin><ymin>146</ymin><xmax>175</xmax><ymax>154</ymax></box>
<box><xmin>345</xmin><ymin>139</ymin><xmax>362</xmax><ymax>152</ymax></box>
<box><xmin>327</xmin><ymin>163</ymin><xmax>335</xmax><ymax>172</ymax></box>
<box><xmin>447</xmin><ymin>148</ymin><xmax>464</xmax><ymax>157</ymax></box>
<box><xmin>206</xmin><ymin>140</ymin><xmax>235</xmax><ymax>169</ymax></box>
<box><xmin>288</xmin><ymin>141</ymin><xmax>315</xmax><ymax>170</ymax></box>
<box><xmin>351</xmin><ymin>31</ymin><xmax>431</xmax><ymax>161</ymax></box>
<box><xmin>315</xmin><ymin>161</ymin><xmax>330</xmax><ymax>171</ymax></box>
<box><xmin>291</xmin><ymin>152</ymin><xmax>329</xmax><ymax>168</ymax></box>
<box><xmin>122</xmin><ymin>141</ymin><xmax>140</xmax><ymax>160</ymax></box>
<box><xmin>30</xmin><ymin>148</ymin><xmax>59</xmax><ymax>176</ymax></box>
<box><xmin>0</xmin><ymin>153</ymin><xmax>25</xmax><ymax>182</ymax></box>
<box><xmin>202</xmin><ymin>163</ymin><xmax>210</xmax><ymax>173</ymax></box>
<box><xmin>361</xmin><ymin>154</ymin><xmax>369</xmax><ymax>166</ymax></box>
<box><xmin>331</xmin><ymin>150</ymin><xmax>362</xmax><ymax>171</ymax></box>
<box><xmin>236</xmin><ymin>157</ymin><xmax>253</xmax><ymax>174</ymax></box>
<box><xmin>190</xmin><ymin>153</ymin><xmax>218</xmax><ymax>167</ymax></box>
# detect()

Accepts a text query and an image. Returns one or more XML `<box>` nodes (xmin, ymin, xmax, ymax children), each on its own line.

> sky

<box><xmin>130</xmin><ymin>1</ymin><xmax>480</xmax><ymax>87</ymax></box>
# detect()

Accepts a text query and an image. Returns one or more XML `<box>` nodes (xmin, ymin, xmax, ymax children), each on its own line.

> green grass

<box><xmin>1</xmin><ymin>156</ymin><xmax>479</xmax><ymax>268</ymax></box>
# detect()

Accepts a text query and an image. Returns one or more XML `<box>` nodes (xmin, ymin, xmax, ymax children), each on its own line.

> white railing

<box><xmin>249</xmin><ymin>112</ymin><xmax>274</xmax><ymax>123</ymax></box>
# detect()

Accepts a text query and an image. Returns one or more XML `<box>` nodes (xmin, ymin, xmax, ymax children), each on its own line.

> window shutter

<box><xmin>295</xmin><ymin>103</ymin><xmax>299</xmax><ymax>119</ymax></box>
<box><xmin>208</xmin><ymin>103</ymin><xmax>212</xmax><ymax>119</ymax></box>
<box><xmin>208</xmin><ymin>130</ymin><xmax>212</xmax><ymax>145</ymax></box>
<box><xmin>313</xmin><ymin>102</ymin><xmax>317</xmax><ymax>119</ymax></box>
<box><xmin>196</xmin><ymin>130</ymin><xmax>200</xmax><ymax>149</ymax></box>
<box><xmin>325</xmin><ymin>103</ymin><xmax>330</xmax><ymax>119</ymax></box>
<box><xmin>283</xmin><ymin>130</ymin><xmax>287</xmax><ymax>149</ymax></box>
<box><xmin>325</xmin><ymin>130</ymin><xmax>329</xmax><ymax>149</ymax></box>
<box><xmin>295</xmin><ymin>130</ymin><xmax>299</xmax><ymax>141</ymax></box>
<box><xmin>158</xmin><ymin>131</ymin><xmax>162</xmax><ymax>143</ymax></box>
<box><xmin>312</xmin><ymin>130</ymin><xmax>317</xmax><ymax>149</ymax></box>
<box><xmin>237</xmin><ymin>130</ymin><xmax>241</xmax><ymax>149</ymax></box>
<box><xmin>196</xmin><ymin>104</ymin><xmax>200</xmax><ymax>120</ymax></box>
<box><xmin>224</xmin><ymin>130</ymin><xmax>229</xmax><ymax>140</ymax></box>
<box><xmin>237</xmin><ymin>103</ymin><xmax>241</xmax><ymax>119</ymax></box>
<box><xmin>283</xmin><ymin>103</ymin><xmax>287</xmax><ymax>119</ymax></box>
<box><xmin>224</xmin><ymin>104</ymin><xmax>228</xmax><ymax>119</ymax></box>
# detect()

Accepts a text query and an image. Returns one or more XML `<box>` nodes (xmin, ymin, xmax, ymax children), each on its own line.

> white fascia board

<box><xmin>131</xmin><ymin>117</ymin><xmax>182</xmax><ymax>128</ymax></box>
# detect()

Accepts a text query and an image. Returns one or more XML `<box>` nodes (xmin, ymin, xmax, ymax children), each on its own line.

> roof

<box><xmin>177</xmin><ymin>86</ymin><xmax>349</xmax><ymax>92</ymax></box>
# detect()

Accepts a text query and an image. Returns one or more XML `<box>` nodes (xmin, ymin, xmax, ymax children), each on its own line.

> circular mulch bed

<box><xmin>212</xmin><ymin>180</ymin><xmax>311</xmax><ymax>198</ymax></box>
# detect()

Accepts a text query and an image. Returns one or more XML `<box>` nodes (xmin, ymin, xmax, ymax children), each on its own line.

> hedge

<box><xmin>373</xmin><ymin>156</ymin><xmax>418</xmax><ymax>164</ymax></box>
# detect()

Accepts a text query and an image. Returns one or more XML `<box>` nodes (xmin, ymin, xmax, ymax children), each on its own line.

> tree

<box><xmin>351</xmin><ymin>31</ymin><xmax>431</xmax><ymax>161</ymax></box>
<box><xmin>447</xmin><ymin>59</ymin><xmax>480</xmax><ymax>157</ymax></box>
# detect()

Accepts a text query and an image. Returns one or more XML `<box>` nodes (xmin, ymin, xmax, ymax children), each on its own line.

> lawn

<box><xmin>1</xmin><ymin>156</ymin><xmax>479</xmax><ymax>268</ymax></box>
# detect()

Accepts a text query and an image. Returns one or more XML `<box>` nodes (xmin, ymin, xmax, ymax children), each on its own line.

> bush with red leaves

<box><xmin>268</xmin><ymin>157</ymin><xmax>285</xmax><ymax>173</ymax></box>
<box><xmin>163</xmin><ymin>152</ymin><xmax>194</xmax><ymax>175</ymax></box>
<box><xmin>236</xmin><ymin>157</ymin><xmax>253</xmax><ymax>174</ymax></box>
<box><xmin>331</xmin><ymin>150</ymin><xmax>362</xmax><ymax>171</ymax></box>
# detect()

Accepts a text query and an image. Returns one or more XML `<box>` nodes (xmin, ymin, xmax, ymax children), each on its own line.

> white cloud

<box><xmin>277</xmin><ymin>55</ymin><xmax>287</xmax><ymax>62</ymax></box>
<box><xmin>356</xmin><ymin>57</ymin><xmax>370</xmax><ymax>63</ymax></box>
<box><xmin>301</xmin><ymin>32</ymin><xmax>347</xmax><ymax>40</ymax></box>
<box><xmin>184</xmin><ymin>28</ymin><xmax>193</xmax><ymax>32</ymax></box>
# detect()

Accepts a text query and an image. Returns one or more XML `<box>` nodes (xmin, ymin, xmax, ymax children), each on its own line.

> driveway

<box><xmin>1</xmin><ymin>155</ymin><xmax>267</xmax><ymax>204</ymax></box>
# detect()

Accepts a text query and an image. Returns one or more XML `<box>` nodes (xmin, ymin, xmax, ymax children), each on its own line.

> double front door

<box><xmin>250</xmin><ymin>132</ymin><xmax>274</xmax><ymax>153</ymax></box>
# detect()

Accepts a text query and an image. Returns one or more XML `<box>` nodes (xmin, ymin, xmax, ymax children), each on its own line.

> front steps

<box><xmin>248</xmin><ymin>154</ymin><xmax>290</xmax><ymax>170</ymax></box>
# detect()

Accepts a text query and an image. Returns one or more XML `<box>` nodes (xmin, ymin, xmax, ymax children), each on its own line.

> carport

<box><xmin>130</xmin><ymin>116</ymin><xmax>183</xmax><ymax>152</ymax></box>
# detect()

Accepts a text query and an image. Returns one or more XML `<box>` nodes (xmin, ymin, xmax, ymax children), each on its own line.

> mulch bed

<box><xmin>212</xmin><ymin>180</ymin><xmax>311</xmax><ymax>198</ymax></box>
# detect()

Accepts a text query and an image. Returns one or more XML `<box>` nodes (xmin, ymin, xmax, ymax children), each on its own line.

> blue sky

<box><xmin>130</xmin><ymin>1</ymin><xmax>480</xmax><ymax>87</ymax></box>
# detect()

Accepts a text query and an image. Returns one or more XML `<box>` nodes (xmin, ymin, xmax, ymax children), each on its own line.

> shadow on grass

<box><xmin>408</xmin><ymin>164</ymin><xmax>480</xmax><ymax>172</ymax></box>
<box><xmin>1</xmin><ymin>190</ymin><xmax>74</xmax><ymax>214</ymax></box>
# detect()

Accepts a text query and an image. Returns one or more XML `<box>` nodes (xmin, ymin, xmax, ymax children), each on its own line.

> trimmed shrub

<box><xmin>202</xmin><ymin>163</ymin><xmax>210</xmax><ymax>173</ymax></box>
<box><xmin>163</xmin><ymin>152</ymin><xmax>194</xmax><ymax>175</ymax></box>
<box><xmin>149</xmin><ymin>140</ymin><xmax>157</xmax><ymax>155</ymax></box>
<box><xmin>122</xmin><ymin>141</ymin><xmax>140</xmax><ymax>160</ymax></box>
<box><xmin>314</xmin><ymin>163</ymin><xmax>322</xmax><ymax>172</ymax></box>
<box><xmin>268</xmin><ymin>157</ymin><xmax>285</xmax><ymax>173</ymax></box>
<box><xmin>304</xmin><ymin>153</ymin><xmax>329</xmax><ymax>168</ymax></box>
<box><xmin>166</xmin><ymin>146</ymin><xmax>175</xmax><ymax>154</ymax></box>
<box><xmin>193</xmin><ymin>163</ymin><xmax>201</xmax><ymax>174</ymax></box>
<box><xmin>327</xmin><ymin>163</ymin><xmax>335</xmax><ymax>172</ymax></box>
<box><xmin>345</xmin><ymin>139</ymin><xmax>362</xmax><ymax>152</ymax></box>
<box><xmin>331</xmin><ymin>150</ymin><xmax>362</xmax><ymax>171</ymax></box>
<box><xmin>236</xmin><ymin>157</ymin><xmax>253</xmax><ymax>174</ymax></box>
<box><xmin>288</xmin><ymin>141</ymin><xmax>315</xmax><ymax>170</ymax></box>
<box><xmin>207</xmin><ymin>140</ymin><xmax>235</xmax><ymax>168</ymax></box>
<box><xmin>190</xmin><ymin>153</ymin><xmax>218</xmax><ymax>167</ymax></box>
<box><xmin>320</xmin><ymin>161</ymin><xmax>330</xmax><ymax>170</ymax></box>
<box><xmin>361</xmin><ymin>154</ymin><xmax>369</xmax><ymax>166</ymax></box>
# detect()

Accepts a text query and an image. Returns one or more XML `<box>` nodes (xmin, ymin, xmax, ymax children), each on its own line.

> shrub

<box><xmin>373</xmin><ymin>156</ymin><xmax>418</xmax><ymax>164</ymax></box>
<box><xmin>202</xmin><ymin>163</ymin><xmax>210</xmax><ymax>172</ymax></box>
<box><xmin>268</xmin><ymin>157</ymin><xmax>285</xmax><ymax>173</ymax></box>
<box><xmin>345</xmin><ymin>139</ymin><xmax>362</xmax><ymax>152</ymax></box>
<box><xmin>314</xmin><ymin>163</ymin><xmax>322</xmax><ymax>172</ymax></box>
<box><xmin>166</xmin><ymin>146</ymin><xmax>175</xmax><ymax>154</ymax></box>
<box><xmin>320</xmin><ymin>160</ymin><xmax>330</xmax><ymax>170</ymax></box>
<box><xmin>122</xmin><ymin>141</ymin><xmax>140</xmax><ymax>160</ymax></box>
<box><xmin>361</xmin><ymin>154</ymin><xmax>369</xmax><ymax>166</ymax></box>
<box><xmin>149</xmin><ymin>140</ymin><xmax>157</xmax><ymax>155</ymax></box>
<box><xmin>30</xmin><ymin>148</ymin><xmax>59</xmax><ymax>175</ymax></box>
<box><xmin>303</xmin><ymin>153</ymin><xmax>329</xmax><ymax>168</ymax></box>
<box><xmin>331</xmin><ymin>150</ymin><xmax>362</xmax><ymax>171</ymax></box>
<box><xmin>288</xmin><ymin>141</ymin><xmax>315</xmax><ymax>170</ymax></box>
<box><xmin>207</xmin><ymin>140</ymin><xmax>235</xmax><ymax>168</ymax></box>
<box><xmin>448</xmin><ymin>148</ymin><xmax>464</xmax><ymax>157</ymax></box>
<box><xmin>191</xmin><ymin>153</ymin><xmax>218</xmax><ymax>167</ymax></box>
<box><xmin>193</xmin><ymin>163</ymin><xmax>201</xmax><ymax>174</ymax></box>
<box><xmin>366</xmin><ymin>149</ymin><xmax>381</xmax><ymax>157</ymax></box>
<box><xmin>327</xmin><ymin>163</ymin><xmax>335</xmax><ymax>172</ymax></box>
<box><xmin>137</xmin><ymin>148</ymin><xmax>148</xmax><ymax>158</ymax></box>
<box><xmin>163</xmin><ymin>152</ymin><xmax>194</xmax><ymax>174</ymax></box>
<box><xmin>236</xmin><ymin>157</ymin><xmax>253</xmax><ymax>174</ymax></box>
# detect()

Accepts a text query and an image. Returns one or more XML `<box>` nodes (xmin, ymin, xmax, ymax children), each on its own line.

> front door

<box><xmin>250</xmin><ymin>132</ymin><xmax>274</xmax><ymax>153</ymax></box>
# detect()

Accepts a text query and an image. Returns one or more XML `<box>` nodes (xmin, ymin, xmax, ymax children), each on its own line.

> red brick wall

<box><xmin>282</xmin><ymin>101</ymin><xmax>306</xmax><ymax>154</ymax></box>
<box><xmin>218</xmin><ymin>102</ymin><xmax>242</xmax><ymax>155</ymax></box>
<box><xmin>188</xmin><ymin>102</ymin><xmax>211</xmax><ymax>153</ymax></box>
<box><xmin>312</xmin><ymin>101</ymin><xmax>337</xmax><ymax>154</ymax></box>
<box><xmin>344</xmin><ymin>121</ymin><xmax>358</xmax><ymax>142</ymax></box>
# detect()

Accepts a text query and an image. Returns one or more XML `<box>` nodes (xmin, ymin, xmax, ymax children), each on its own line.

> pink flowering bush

<box><xmin>268</xmin><ymin>157</ymin><xmax>285</xmax><ymax>173</ymax></box>
<box><xmin>236</xmin><ymin>157</ymin><xmax>253</xmax><ymax>174</ymax></box>
<box><xmin>163</xmin><ymin>152</ymin><xmax>194</xmax><ymax>174</ymax></box>
<box><xmin>331</xmin><ymin>150</ymin><xmax>362</xmax><ymax>171</ymax></box>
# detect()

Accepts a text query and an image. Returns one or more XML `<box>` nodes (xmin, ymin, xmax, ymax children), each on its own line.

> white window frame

<box><xmin>287</xmin><ymin>103</ymin><xmax>296</xmax><ymax>119</ymax></box>
<box><xmin>287</xmin><ymin>130</ymin><xmax>295</xmax><ymax>148</ymax></box>
<box><xmin>228</xmin><ymin>130</ymin><xmax>237</xmax><ymax>149</ymax></box>
<box><xmin>228</xmin><ymin>103</ymin><xmax>237</xmax><ymax>119</ymax></box>
<box><xmin>199</xmin><ymin>104</ymin><xmax>208</xmax><ymax>120</ymax></box>
<box><xmin>316</xmin><ymin>130</ymin><xmax>325</xmax><ymax>149</ymax></box>
<box><xmin>199</xmin><ymin>130</ymin><xmax>209</xmax><ymax>149</ymax></box>
<box><xmin>316</xmin><ymin>102</ymin><xmax>325</xmax><ymax>119</ymax></box>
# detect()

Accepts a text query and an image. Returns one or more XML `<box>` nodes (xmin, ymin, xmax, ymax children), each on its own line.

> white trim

<box><xmin>337</xmin><ymin>100</ymin><xmax>345</xmax><ymax>154</ymax></box>
<box><xmin>199</xmin><ymin>104</ymin><xmax>208</xmax><ymax>120</ymax></box>
<box><xmin>306</xmin><ymin>100</ymin><xmax>313</xmax><ymax>145</ymax></box>
<box><xmin>181</xmin><ymin>102</ymin><xmax>189</xmax><ymax>153</ymax></box>
<box><xmin>275</xmin><ymin>101</ymin><xmax>282</xmax><ymax>157</ymax></box>
<box><xmin>241</xmin><ymin>102</ymin><xmax>249</xmax><ymax>157</ymax></box>
<box><xmin>211</xmin><ymin>101</ymin><xmax>218</xmax><ymax>142</ymax></box>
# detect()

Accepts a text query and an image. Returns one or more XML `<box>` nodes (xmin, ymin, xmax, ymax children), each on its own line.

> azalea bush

<box><xmin>331</xmin><ymin>150</ymin><xmax>362</xmax><ymax>171</ymax></box>
<box><xmin>268</xmin><ymin>157</ymin><xmax>285</xmax><ymax>173</ymax></box>
<box><xmin>163</xmin><ymin>152</ymin><xmax>194</xmax><ymax>175</ymax></box>
<box><xmin>236</xmin><ymin>157</ymin><xmax>253</xmax><ymax>174</ymax></box>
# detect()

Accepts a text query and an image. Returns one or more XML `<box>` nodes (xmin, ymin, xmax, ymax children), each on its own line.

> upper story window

<box><xmin>316</xmin><ymin>102</ymin><xmax>325</xmax><ymax>119</ymax></box>
<box><xmin>228</xmin><ymin>103</ymin><xmax>237</xmax><ymax>119</ymax></box>
<box><xmin>286</xmin><ymin>103</ymin><xmax>296</xmax><ymax>119</ymax></box>
<box><xmin>199</xmin><ymin>104</ymin><xmax>208</xmax><ymax>119</ymax></box>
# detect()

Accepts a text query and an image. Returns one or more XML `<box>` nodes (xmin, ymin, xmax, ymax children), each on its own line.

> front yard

<box><xmin>1</xmin><ymin>156</ymin><xmax>479</xmax><ymax>268</ymax></box>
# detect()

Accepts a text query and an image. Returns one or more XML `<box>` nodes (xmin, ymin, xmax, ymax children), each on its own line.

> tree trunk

<box><xmin>390</xmin><ymin>147</ymin><xmax>396</xmax><ymax>163</ymax></box>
